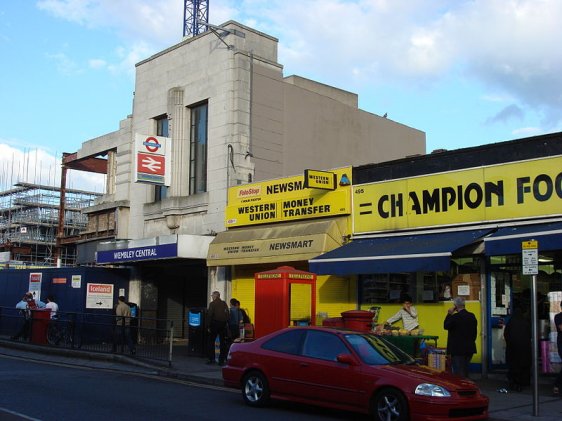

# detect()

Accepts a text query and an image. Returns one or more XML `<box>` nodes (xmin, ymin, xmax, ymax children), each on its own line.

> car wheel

<box><xmin>372</xmin><ymin>387</ymin><xmax>409</xmax><ymax>421</ymax></box>
<box><xmin>242</xmin><ymin>371</ymin><xmax>270</xmax><ymax>407</ymax></box>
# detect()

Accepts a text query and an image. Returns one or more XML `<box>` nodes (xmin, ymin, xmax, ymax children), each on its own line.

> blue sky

<box><xmin>1</xmin><ymin>0</ymin><xmax>561</xmax><ymax>191</ymax></box>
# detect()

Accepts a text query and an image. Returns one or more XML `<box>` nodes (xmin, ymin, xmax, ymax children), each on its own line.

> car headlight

<box><xmin>415</xmin><ymin>383</ymin><xmax>451</xmax><ymax>397</ymax></box>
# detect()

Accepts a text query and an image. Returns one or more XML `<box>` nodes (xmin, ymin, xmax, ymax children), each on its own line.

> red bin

<box><xmin>341</xmin><ymin>310</ymin><xmax>373</xmax><ymax>332</ymax></box>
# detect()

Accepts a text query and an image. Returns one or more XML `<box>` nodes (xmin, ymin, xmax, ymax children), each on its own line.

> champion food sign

<box><xmin>134</xmin><ymin>134</ymin><xmax>171</xmax><ymax>186</ymax></box>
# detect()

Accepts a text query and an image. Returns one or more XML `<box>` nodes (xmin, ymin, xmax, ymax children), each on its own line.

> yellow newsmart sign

<box><xmin>226</xmin><ymin>167</ymin><xmax>352</xmax><ymax>227</ymax></box>
<box><xmin>353</xmin><ymin>156</ymin><xmax>562</xmax><ymax>234</ymax></box>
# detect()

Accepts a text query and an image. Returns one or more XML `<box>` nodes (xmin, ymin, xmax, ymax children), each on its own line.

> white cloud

<box><xmin>0</xmin><ymin>142</ymin><xmax>104</xmax><ymax>193</ymax></box>
<box><xmin>88</xmin><ymin>58</ymin><xmax>107</xmax><ymax>69</ymax></box>
<box><xmin>511</xmin><ymin>127</ymin><xmax>542</xmax><ymax>137</ymax></box>
<box><xmin>45</xmin><ymin>52</ymin><xmax>82</xmax><ymax>75</ymax></box>
<box><xmin>35</xmin><ymin>0</ymin><xmax>562</xmax><ymax>129</ymax></box>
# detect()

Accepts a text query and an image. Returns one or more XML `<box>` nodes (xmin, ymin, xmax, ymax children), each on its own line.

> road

<box><xmin>0</xmin><ymin>354</ymin><xmax>365</xmax><ymax>421</ymax></box>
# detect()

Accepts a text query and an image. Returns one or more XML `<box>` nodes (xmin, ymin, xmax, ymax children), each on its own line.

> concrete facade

<box><xmin>72</xmin><ymin>21</ymin><xmax>425</xmax><ymax>330</ymax></box>
<box><xmin>76</xmin><ymin>21</ymin><xmax>424</xmax><ymax>244</ymax></box>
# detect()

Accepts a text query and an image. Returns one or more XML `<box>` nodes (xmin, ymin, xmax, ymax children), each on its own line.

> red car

<box><xmin>223</xmin><ymin>326</ymin><xmax>488</xmax><ymax>420</ymax></box>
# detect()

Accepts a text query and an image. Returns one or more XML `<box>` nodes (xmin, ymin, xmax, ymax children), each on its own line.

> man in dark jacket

<box><xmin>206</xmin><ymin>291</ymin><xmax>230</xmax><ymax>365</ymax></box>
<box><xmin>444</xmin><ymin>296</ymin><xmax>477</xmax><ymax>378</ymax></box>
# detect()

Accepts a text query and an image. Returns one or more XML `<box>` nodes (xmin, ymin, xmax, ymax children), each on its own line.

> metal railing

<box><xmin>0</xmin><ymin>306</ymin><xmax>175</xmax><ymax>366</ymax></box>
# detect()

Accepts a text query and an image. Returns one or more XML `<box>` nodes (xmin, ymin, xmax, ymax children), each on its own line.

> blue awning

<box><xmin>484</xmin><ymin>221</ymin><xmax>562</xmax><ymax>256</ymax></box>
<box><xmin>309</xmin><ymin>229</ymin><xmax>492</xmax><ymax>275</ymax></box>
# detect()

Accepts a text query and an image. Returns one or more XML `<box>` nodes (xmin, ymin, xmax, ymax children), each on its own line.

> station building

<box><xmin>66</xmin><ymin>21</ymin><xmax>425</xmax><ymax>335</ymax></box>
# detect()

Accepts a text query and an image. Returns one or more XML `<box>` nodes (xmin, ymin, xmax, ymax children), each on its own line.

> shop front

<box><xmin>483</xmin><ymin>221</ymin><xmax>562</xmax><ymax>374</ymax></box>
<box><xmin>310</xmin><ymin>133</ymin><xmax>562</xmax><ymax>374</ymax></box>
<box><xmin>206</xmin><ymin>168</ymin><xmax>356</xmax><ymax>327</ymax></box>
<box><xmin>309</xmin><ymin>228</ymin><xmax>489</xmax><ymax>369</ymax></box>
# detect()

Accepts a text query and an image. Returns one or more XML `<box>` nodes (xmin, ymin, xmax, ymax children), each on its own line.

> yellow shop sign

<box><xmin>354</xmin><ymin>156</ymin><xmax>562</xmax><ymax>233</ymax></box>
<box><xmin>226</xmin><ymin>167</ymin><xmax>352</xmax><ymax>227</ymax></box>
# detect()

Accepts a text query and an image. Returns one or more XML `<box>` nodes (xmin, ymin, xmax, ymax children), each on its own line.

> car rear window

<box><xmin>261</xmin><ymin>329</ymin><xmax>306</xmax><ymax>355</ymax></box>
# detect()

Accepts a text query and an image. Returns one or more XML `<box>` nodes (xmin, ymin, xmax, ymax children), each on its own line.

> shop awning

<box><xmin>308</xmin><ymin>229</ymin><xmax>492</xmax><ymax>275</ymax></box>
<box><xmin>206</xmin><ymin>217</ymin><xmax>347</xmax><ymax>266</ymax></box>
<box><xmin>484</xmin><ymin>221</ymin><xmax>562</xmax><ymax>255</ymax></box>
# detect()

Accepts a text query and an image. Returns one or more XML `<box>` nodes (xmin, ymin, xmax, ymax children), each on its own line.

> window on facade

<box><xmin>154</xmin><ymin>115</ymin><xmax>169</xmax><ymax>202</ymax></box>
<box><xmin>189</xmin><ymin>103</ymin><xmax>208</xmax><ymax>195</ymax></box>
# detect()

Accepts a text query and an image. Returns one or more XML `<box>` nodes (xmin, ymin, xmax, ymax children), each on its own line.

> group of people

<box><xmin>205</xmin><ymin>291</ymin><xmax>250</xmax><ymax>365</ymax></box>
<box><xmin>383</xmin><ymin>295</ymin><xmax>478</xmax><ymax>379</ymax></box>
<box><xmin>387</xmin><ymin>294</ymin><xmax>562</xmax><ymax>395</ymax></box>
<box><xmin>11</xmin><ymin>292</ymin><xmax>59</xmax><ymax>341</ymax></box>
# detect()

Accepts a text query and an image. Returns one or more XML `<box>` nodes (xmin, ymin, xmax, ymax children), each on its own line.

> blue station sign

<box><xmin>96</xmin><ymin>243</ymin><xmax>178</xmax><ymax>264</ymax></box>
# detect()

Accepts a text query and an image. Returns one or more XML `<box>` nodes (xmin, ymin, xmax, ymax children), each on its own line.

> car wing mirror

<box><xmin>336</xmin><ymin>353</ymin><xmax>357</xmax><ymax>365</ymax></box>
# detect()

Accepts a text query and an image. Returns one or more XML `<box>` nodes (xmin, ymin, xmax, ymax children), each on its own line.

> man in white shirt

<box><xmin>385</xmin><ymin>295</ymin><xmax>419</xmax><ymax>331</ymax></box>
<box><xmin>45</xmin><ymin>295</ymin><xmax>59</xmax><ymax>319</ymax></box>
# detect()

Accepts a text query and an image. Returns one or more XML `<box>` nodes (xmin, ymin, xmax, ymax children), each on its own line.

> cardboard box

<box><xmin>427</xmin><ymin>348</ymin><xmax>448</xmax><ymax>372</ymax></box>
<box><xmin>452</xmin><ymin>273</ymin><xmax>481</xmax><ymax>301</ymax></box>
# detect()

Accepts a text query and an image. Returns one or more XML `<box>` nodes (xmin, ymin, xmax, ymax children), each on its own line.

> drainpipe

<box><xmin>55</xmin><ymin>155</ymin><xmax>68</xmax><ymax>268</ymax></box>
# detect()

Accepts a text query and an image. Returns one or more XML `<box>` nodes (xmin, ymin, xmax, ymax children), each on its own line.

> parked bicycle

<box><xmin>46</xmin><ymin>318</ymin><xmax>74</xmax><ymax>347</ymax></box>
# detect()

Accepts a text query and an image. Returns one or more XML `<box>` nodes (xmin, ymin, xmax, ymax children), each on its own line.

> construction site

<box><xmin>0</xmin><ymin>182</ymin><xmax>102</xmax><ymax>268</ymax></box>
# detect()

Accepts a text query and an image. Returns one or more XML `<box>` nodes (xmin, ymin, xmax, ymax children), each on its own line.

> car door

<box><xmin>259</xmin><ymin>329</ymin><xmax>309</xmax><ymax>398</ymax></box>
<box><xmin>295</xmin><ymin>330</ymin><xmax>361</xmax><ymax>408</ymax></box>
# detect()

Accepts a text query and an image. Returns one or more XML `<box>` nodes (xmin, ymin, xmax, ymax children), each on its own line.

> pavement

<box><xmin>1</xmin><ymin>338</ymin><xmax>561</xmax><ymax>420</ymax></box>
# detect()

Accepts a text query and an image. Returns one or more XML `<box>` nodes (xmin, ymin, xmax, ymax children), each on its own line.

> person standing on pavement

<box><xmin>444</xmin><ymin>296</ymin><xmax>477</xmax><ymax>378</ymax></box>
<box><xmin>11</xmin><ymin>292</ymin><xmax>38</xmax><ymax>341</ymax></box>
<box><xmin>503</xmin><ymin>305</ymin><xmax>531</xmax><ymax>391</ymax></box>
<box><xmin>553</xmin><ymin>301</ymin><xmax>562</xmax><ymax>396</ymax></box>
<box><xmin>206</xmin><ymin>291</ymin><xmax>229</xmax><ymax>365</ymax></box>
<box><xmin>45</xmin><ymin>295</ymin><xmax>59</xmax><ymax>319</ymax></box>
<box><xmin>228</xmin><ymin>298</ymin><xmax>251</xmax><ymax>341</ymax></box>
<box><xmin>113</xmin><ymin>296</ymin><xmax>136</xmax><ymax>355</ymax></box>
<box><xmin>229</xmin><ymin>298</ymin><xmax>243</xmax><ymax>341</ymax></box>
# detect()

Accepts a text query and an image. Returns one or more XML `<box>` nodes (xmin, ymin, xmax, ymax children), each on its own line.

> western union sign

<box><xmin>226</xmin><ymin>167</ymin><xmax>352</xmax><ymax>227</ymax></box>
<box><xmin>304</xmin><ymin>169</ymin><xmax>337</xmax><ymax>190</ymax></box>
<box><xmin>354</xmin><ymin>156</ymin><xmax>562</xmax><ymax>233</ymax></box>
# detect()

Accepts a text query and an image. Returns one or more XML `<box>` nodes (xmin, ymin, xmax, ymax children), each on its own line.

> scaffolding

<box><xmin>0</xmin><ymin>182</ymin><xmax>101</xmax><ymax>267</ymax></box>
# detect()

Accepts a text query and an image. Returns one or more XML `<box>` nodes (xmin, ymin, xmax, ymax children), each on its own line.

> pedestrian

<box><xmin>385</xmin><ymin>295</ymin><xmax>419</xmax><ymax>332</ymax></box>
<box><xmin>113</xmin><ymin>296</ymin><xmax>136</xmax><ymax>355</ymax></box>
<box><xmin>444</xmin><ymin>296</ymin><xmax>477</xmax><ymax>378</ymax></box>
<box><xmin>553</xmin><ymin>301</ymin><xmax>562</xmax><ymax>396</ymax></box>
<box><xmin>229</xmin><ymin>299</ymin><xmax>251</xmax><ymax>341</ymax></box>
<box><xmin>206</xmin><ymin>291</ymin><xmax>229</xmax><ymax>365</ymax></box>
<box><xmin>504</xmin><ymin>305</ymin><xmax>531</xmax><ymax>391</ymax></box>
<box><xmin>45</xmin><ymin>295</ymin><xmax>59</xmax><ymax>319</ymax></box>
<box><xmin>229</xmin><ymin>298</ymin><xmax>243</xmax><ymax>341</ymax></box>
<box><xmin>11</xmin><ymin>292</ymin><xmax>39</xmax><ymax>341</ymax></box>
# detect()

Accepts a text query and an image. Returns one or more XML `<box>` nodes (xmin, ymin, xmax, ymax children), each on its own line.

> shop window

<box><xmin>359</xmin><ymin>273</ymin><xmax>414</xmax><ymax>304</ymax></box>
<box><xmin>422</xmin><ymin>272</ymin><xmax>451</xmax><ymax>302</ymax></box>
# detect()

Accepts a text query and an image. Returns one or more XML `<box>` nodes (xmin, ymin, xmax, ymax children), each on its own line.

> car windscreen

<box><xmin>344</xmin><ymin>333</ymin><xmax>415</xmax><ymax>365</ymax></box>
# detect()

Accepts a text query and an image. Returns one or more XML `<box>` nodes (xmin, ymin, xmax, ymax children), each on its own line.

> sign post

<box><xmin>522</xmin><ymin>240</ymin><xmax>539</xmax><ymax>417</ymax></box>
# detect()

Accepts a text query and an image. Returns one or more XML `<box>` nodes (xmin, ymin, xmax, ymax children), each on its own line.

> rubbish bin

<box><xmin>187</xmin><ymin>307</ymin><xmax>207</xmax><ymax>357</ymax></box>
<box><xmin>341</xmin><ymin>310</ymin><xmax>373</xmax><ymax>332</ymax></box>
<box><xmin>31</xmin><ymin>308</ymin><xmax>51</xmax><ymax>344</ymax></box>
